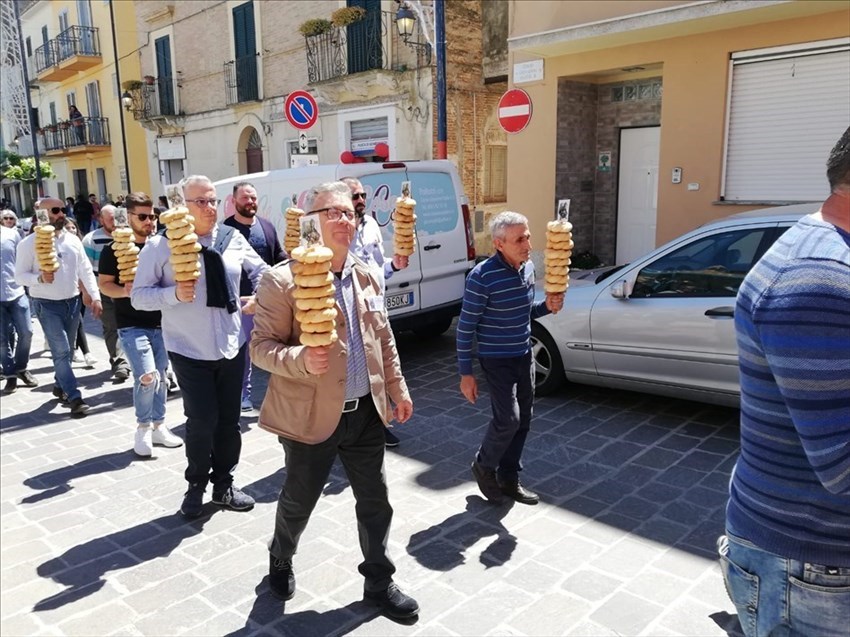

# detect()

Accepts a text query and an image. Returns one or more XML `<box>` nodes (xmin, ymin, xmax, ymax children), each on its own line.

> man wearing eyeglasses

<box><xmin>132</xmin><ymin>175</ymin><xmax>269</xmax><ymax>519</ymax></box>
<box><xmin>14</xmin><ymin>197</ymin><xmax>102</xmax><ymax>416</ymax></box>
<box><xmin>98</xmin><ymin>192</ymin><xmax>183</xmax><ymax>458</ymax></box>
<box><xmin>1</xmin><ymin>210</ymin><xmax>38</xmax><ymax>394</ymax></box>
<box><xmin>341</xmin><ymin>176</ymin><xmax>408</xmax><ymax>448</ymax></box>
<box><xmin>82</xmin><ymin>205</ymin><xmax>130</xmax><ymax>380</ymax></box>
<box><xmin>251</xmin><ymin>181</ymin><xmax>418</xmax><ymax>620</ymax></box>
<box><xmin>223</xmin><ymin>181</ymin><xmax>286</xmax><ymax>412</ymax></box>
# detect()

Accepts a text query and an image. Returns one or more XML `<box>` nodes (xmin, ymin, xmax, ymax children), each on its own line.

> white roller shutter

<box><xmin>723</xmin><ymin>40</ymin><xmax>850</xmax><ymax>202</ymax></box>
<box><xmin>349</xmin><ymin>117</ymin><xmax>388</xmax><ymax>153</ymax></box>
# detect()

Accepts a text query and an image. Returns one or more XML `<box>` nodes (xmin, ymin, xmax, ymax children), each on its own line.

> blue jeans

<box><xmin>0</xmin><ymin>294</ymin><xmax>33</xmax><ymax>376</ymax></box>
<box><xmin>240</xmin><ymin>311</ymin><xmax>254</xmax><ymax>400</ymax></box>
<box><xmin>31</xmin><ymin>296</ymin><xmax>82</xmax><ymax>401</ymax></box>
<box><xmin>118</xmin><ymin>327</ymin><xmax>168</xmax><ymax>426</ymax></box>
<box><xmin>719</xmin><ymin>524</ymin><xmax>850</xmax><ymax>637</ymax></box>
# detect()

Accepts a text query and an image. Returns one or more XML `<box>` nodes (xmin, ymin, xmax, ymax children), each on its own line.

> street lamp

<box><xmin>121</xmin><ymin>91</ymin><xmax>134</xmax><ymax>111</ymax></box>
<box><xmin>394</xmin><ymin>0</ymin><xmax>445</xmax><ymax>159</ymax></box>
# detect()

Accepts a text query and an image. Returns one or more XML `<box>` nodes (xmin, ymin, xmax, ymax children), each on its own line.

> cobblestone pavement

<box><xmin>1</xmin><ymin>316</ymin><xmax>745</xmax><ymax>636</ymax></box>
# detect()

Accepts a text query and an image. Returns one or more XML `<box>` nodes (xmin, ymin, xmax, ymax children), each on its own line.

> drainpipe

<box><xmin>435</xmin><ymin>0</ymin><xmax>446</xmax><ymax>159</ymax></box>
<box><xmin>109</xmin><ymin>0</ymin><xmax>132</xmax><ymax>192</ymax></box>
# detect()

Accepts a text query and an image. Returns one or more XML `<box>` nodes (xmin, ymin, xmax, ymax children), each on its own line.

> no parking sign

<box><xmin>285</xmin><ymin>90</ymin><xmax>319</xmax><ymax>130</ymax></box>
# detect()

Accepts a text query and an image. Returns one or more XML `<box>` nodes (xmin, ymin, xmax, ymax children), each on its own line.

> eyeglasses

<box><xmin>49</xmin><ymin>207</ymin><xmax>63</xmax><ymax>214</ymax></box>
<box><xmin>130</xmin><ymin>212</ymin><xmax>158</xmax><ymax>221</ymax></box>
<box><xmin>1</xmin><ymin>217</ymin><xmax>15</xmax><ymax>221</ymax></box>
<box><xmin>351</xmin><ymin>192</ymin><xmax>367</xmax><ymax>200</ymax></box>
<box><xmin>309</xmin><ymin>207</ymin><xmax>356</xmax><ymax>221</ymax></box>
<box><xmin>186</xmin><ymin>198</ymin><xmax>221</xmax><ymax>207</ymax></box>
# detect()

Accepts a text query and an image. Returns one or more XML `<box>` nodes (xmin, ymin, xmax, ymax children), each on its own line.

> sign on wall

<box><xmin>498</xmin><ymin>88</ymin><xmax>533</xmax><ymax>134</ymax></box>
<box><xmin>513</xmin><ymin>59</ymin><xmax>543</xmax><ymax>84</ymax></box>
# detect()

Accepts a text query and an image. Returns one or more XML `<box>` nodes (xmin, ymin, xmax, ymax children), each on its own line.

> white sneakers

<box><xmin>152</xmin><ymin>425</ymin><xmax>183</xmax><ymax>448</ymax></box>
<box><xmin>134</xmin><ymin>426</ymin><xmax>153</xmax><ymax>457</ymax></box>
<box><xmin>134</xmin><ymin>424</ymin><xmax>183</xmax><ymax>457</ymax></box>
<box><xmin>84</xmin><ymin>353</ymin><xmax>98</xmax><ymax>368</ymax></box>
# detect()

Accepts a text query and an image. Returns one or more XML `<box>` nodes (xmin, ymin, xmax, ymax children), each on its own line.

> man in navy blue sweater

<box><xmin>719</xmin><ymin>127</ymin><xmax>850</xmax><ymax>637</ymax></box>
<box><xmin>457</xmin><ymin>211</ymin><xmax>563</xmax><ymax>505</ymax></box>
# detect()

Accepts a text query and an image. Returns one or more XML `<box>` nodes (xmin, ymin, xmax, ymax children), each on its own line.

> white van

<box><xmin>213</xmin><ymin>160</ymin><xmax>476</xmax><ymax>337</ymax></box>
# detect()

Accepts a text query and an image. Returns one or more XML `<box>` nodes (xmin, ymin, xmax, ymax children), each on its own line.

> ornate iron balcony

<box><xmin>224</xmin><ymin>54</ymin><xmax>260</xmax><ymax>105</ymax></box>
<box><xmin>39</xmin><ymin>117</ymin><xmax>110</xmax><ymax>152</ymax></box>
<box><xmin>305</xmin><ymin>10</ymin><xmax>430</xmax><ymax>84</ymax></box>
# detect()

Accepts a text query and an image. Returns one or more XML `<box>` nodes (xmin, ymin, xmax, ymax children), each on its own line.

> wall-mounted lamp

<box><xmin>394</xmin><ymin>1</ymin><xmax>432</xmax><ymax>65</ymax></box>
<box><xmin>120</xmin><ymin>83</ymin><xmax>149</xmax><ymax>120</ymax></box>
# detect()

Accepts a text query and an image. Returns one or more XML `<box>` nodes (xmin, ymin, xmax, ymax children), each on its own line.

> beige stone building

<box><xmin>125</xmin><ymin>0</ymin><xmax>510</xmax><ymax>234</ymax></box>
<box><xmin>506</xmin><ymin>0</ymin><xmax>850</xmax><ymax>266</ymax></box>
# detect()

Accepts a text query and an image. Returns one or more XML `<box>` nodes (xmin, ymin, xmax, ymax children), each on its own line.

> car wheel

<box><xmin>412</xmin><ymin>317</ymin><xmax>453</xmax><ymax>339</ymax></box>
<box><xmin>531</xmin><ymin>322</ymin><xmax>565</xmax><ymax>396</ymax></box>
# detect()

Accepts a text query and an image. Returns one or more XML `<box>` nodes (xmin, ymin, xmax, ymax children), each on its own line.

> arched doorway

<box><xmin>237</xmin><ymin>126</ymin><xmax>264</xmax><ymax>175</ymax></box>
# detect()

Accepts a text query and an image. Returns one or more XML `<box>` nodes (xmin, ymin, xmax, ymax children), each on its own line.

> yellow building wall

<box><xmin>507</xmin><ymin>9</ymin><xmax>850</xmax><ymax>249</ymax></box>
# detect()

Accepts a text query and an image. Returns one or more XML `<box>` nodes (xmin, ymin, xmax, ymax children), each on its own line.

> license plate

<box><xmin>386</xmin><ymin>292</ymin><xmax>413</xmax><ymax>311</ymax></box>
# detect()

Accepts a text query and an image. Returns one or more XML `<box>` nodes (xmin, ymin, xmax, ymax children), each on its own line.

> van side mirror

<box><xmin>610</xmin><ymin>279</ymin><xmax>632</xmax><ymax>299</ymax></box>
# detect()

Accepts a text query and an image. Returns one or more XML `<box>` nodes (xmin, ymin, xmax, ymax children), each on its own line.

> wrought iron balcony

<box><xmin>39</xmin><ymin>117</ymin><xmax>110</xmax><ymax>154</ymax></box>
<box><xmin>224</xmin><ymin>54</ymin><xmax>259</xmax><ymax>105</ymax></box>
<box><xmin>305</xmin><ymin>10</ymin><xmax>430</xmax><ymax>84</ymax></box>
<box><xmin>126</xmin><ymin>77</ymin><xmax>178</xmax><ymax>120</ymax></box>
<box><xmin>34</xmin><ymin>25</ymin><xmax>101</xmax><ymax>81</ymax></box>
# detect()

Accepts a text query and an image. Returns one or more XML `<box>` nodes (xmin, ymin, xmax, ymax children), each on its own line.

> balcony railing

<box><xmin>34</xmin><ymin>25</ymin><xmax>100</xmax><ymax>78</ymax></box>
<box><xmin>305</xmin><ymin>11</ymin><xmax>430</xmax><ymax>84</ymax></box>
<box><xmin>39</xmin><ymin>117</ymin><xmax>110</xmax><ymax>152</ymax></box>
<box><xmin>129</xmin><ymin>77</ymin><xmax>178</xmax><ymax>120</ymax></box>
<box><xmin>224</xmin><ymin>54</ymin><xmax>259</xmax><ymax>105</ymax></box>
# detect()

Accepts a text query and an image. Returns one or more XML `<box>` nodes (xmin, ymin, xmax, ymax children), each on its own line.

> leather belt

<box><xmin>342</xmin><ymin>398</ymin><xmax>360</xmax><ymax>413</ymax></box>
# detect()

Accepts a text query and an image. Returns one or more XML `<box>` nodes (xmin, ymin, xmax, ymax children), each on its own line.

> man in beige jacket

<box><xmin>250</xmin><ymin>181</ymin><xmax>418</xmax><ymax>620</ymax></box>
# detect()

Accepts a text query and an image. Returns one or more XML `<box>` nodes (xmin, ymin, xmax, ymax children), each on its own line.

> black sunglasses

<box><xmin>50</xmin><ymin>207</ymin><xmax>63</xmax><ymax>214</ymax></box>
<box><xmin>351</xmin><ymin>192</ymin><xmax>367</xmax><ymax>200</ymax></box>
<box><xmin>130</xmin><ymin>212</ymin><xmax>158</xmax><ymax>221</ymax></box>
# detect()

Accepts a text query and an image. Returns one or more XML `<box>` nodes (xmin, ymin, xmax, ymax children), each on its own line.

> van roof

<box><xmin>213</xmin><ymin>160</ymin><xmax>459</xmax><ymax>186</ymax></box>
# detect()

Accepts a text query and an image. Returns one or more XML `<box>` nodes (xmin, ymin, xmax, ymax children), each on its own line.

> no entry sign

<box><xmin>285</xmin><ymin>90</ymin><xmax>319</xmax><ymax>130</ymax></box>
<box><xmin>498</xmin><ymin>88</ymin><xmax>532</xmax><ymax>134</ymax></box>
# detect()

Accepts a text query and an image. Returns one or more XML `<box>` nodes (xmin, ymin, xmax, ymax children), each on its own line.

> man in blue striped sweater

<box><xmin>720</xmin><ymin>127</ymin><xmax>850</xmax><ymax>637</ymax></box>
<box><xmin>457</xmin><ymin>212</ymin><xmax>564</xmax><ymax>505</ymax></box>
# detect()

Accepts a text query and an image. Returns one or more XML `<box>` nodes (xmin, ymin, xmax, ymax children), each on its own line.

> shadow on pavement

<box><xmin>233</xmin><ymin>584</ymin><xmax>380</xmax><ymax>637</ymax></box>
<box><xmin>21</xmin><ymin>451</ymin><xmax>141</xmax><ymax>504</ymax></box>
<box><xmin>33</xmin><ymin>513</ymin><xmax>211</xmax><ymax>612</ymax></box>
<box><xmin>407</xmin><ymin>495</ymin><xmax>516</xmax><ymax>571</ymax></box>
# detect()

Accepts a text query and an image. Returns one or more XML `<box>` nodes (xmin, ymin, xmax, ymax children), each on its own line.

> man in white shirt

<box><xmin>15</xmin><ymin>197</ymin><xmax>102</xmax><ymax>416</ymax></box>
<box><xmin>342</xmin><ymin>177</ymin><xmax>408</xmax><ymax>447</ymax></box>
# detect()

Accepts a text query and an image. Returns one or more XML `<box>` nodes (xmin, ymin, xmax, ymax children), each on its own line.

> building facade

<box><xmin>506</xmin><ymin>0</ymin><xmax>850</xmax><ymax>265</ymax></box>
<box><xmin>18</xmin><ymin>0</ymin><xmax>149</xmax><ymax>207</ymax></box>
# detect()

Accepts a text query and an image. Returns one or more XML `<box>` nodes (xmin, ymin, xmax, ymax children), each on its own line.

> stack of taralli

<box><xmin>111</xmin><ymin>227</ymin><xmax>139</xmax><ymax>282</ymax></box>
<box><xmin>291</xmin><ymin>244</ymin><xmax>338</xmax><ymax>348</ymax></box>
<box><xmin>160</xmin><ymin>207</ymin><xmax>201</xmax><ymax>282</ymax></box>
<box><xmin>284</xmin><ymin>205</ymin><xmax>304</xmax><ymax>254</ymax></box>
<box><xmin>393</xmin><ymin>195</ymin><xmax>416</xmax><ymax>256</ymax></box>
<box><xmin>543</xmin><ymin>219</ymin><xmax>574</xmax><ymax>301</ymax></box>
<box><xmin>34</xmin><ymin>225</ymin><xmax>59</xmax><ymax>274</ymax></box>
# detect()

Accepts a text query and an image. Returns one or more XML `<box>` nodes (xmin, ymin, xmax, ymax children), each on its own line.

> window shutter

<box><xmin>724</xmin><ymin>43</ymin><xmax>850</xmax><ymax>201</ymax></box>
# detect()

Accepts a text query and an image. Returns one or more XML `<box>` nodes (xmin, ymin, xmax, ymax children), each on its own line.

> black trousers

<box><xmin>270</xmin><ymin>398</ymin><xmax>396</xmax><ymax>592</ymax></box>
<box><xmin>170</xmin><ymin>345</ymin><xmax>245</xmax><ymax>490</ymax></box>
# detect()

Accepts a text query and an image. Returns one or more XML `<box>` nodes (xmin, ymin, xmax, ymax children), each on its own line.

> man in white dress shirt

<box><xmin>15</xmin><ymin>197</ymin><xmax>102</xmax><ymax>416</ymax></box>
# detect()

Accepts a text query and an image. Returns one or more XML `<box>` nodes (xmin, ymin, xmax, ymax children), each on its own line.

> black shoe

<box><xmin>3</xmin><ymin>378</ymin><xmax>17</xmax><ymax>394</ymax></box>
<box><xmin>52</xmin><ymin>385</ymin><xmax>69</xmax><ymax>404</ymax></box>
<box><xmin>364</xmin><ymin>583</ymin><xmax>419</xmax><ymax>620</ymax></box>
<box><xmin>113</xmin><ymin>366</ymin><xmax>130</xmax><ymax>382</ymax></box>
<box><xmin>180</xmin><ymin>484</ymin><xmax>205</xmax><ymax>518</ymax></box>
<box><xmin>211</xmin><ymin>485</ymin><xmax>255</xmax><ymax>511</ymax></box>
<box><xmin>384</xmin><ymin>428</ymin><xmax>400</xmax><ymax>448</ymax></box>
<box><xmin>269</xmin><ymin>555</ymin><xmax>296</xmax><ymax>600</ymax></box>
<box><xmin>69</xmin><ymin>398</ymin><xmax>89</xmax><ymax>416</ymax></box>
<box><xmin>471</xmin><ymin>460</ymin><xmax>503</xmax><ymax>504</ymax></box>
<box><xmin>167</xmin><ymin>373</ymin><xmax>178</xmax><ymax>393</ymax></box>
<box><xmin>499</xmin><ymin>480</ymin><xmax>539</xmax><ymax>505</ymax></box>
<box><xmin>16</xmin><ymin>370</ymin><xmax>38</xmax><ymax>387</ymax></box>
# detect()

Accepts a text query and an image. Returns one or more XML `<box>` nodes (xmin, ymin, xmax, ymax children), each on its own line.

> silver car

<box><xmin>531</xmin><ymin>203</ymin><xmax>819</xmax><ymax>407</ymax></box>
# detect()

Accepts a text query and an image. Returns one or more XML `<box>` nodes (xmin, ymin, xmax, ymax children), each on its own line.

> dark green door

<box><xmin>347</xmin><ymin>0</ymin><xmax>382</xmax><ymax>74</ymax></box>
<box><xmin>232</xmin><ymin>1</ymin><xmax>258</xmax><ymax>102</ymax></box>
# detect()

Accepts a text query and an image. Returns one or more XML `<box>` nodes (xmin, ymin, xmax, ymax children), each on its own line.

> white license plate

<box><xmin>386</xmin><ymin>292</ymin><xmax>413</xmax><ymax>311</ymax></box>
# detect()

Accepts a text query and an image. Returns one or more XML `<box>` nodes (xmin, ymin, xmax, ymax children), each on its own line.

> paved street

<box><xmin>1</xmin><ymin>316</ymin><xmax>744</xmax><ymax>636</ymax></box>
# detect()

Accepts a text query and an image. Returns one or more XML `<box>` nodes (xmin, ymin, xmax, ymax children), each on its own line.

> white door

<box><xmin>616</xmin><ymin>126</ymin><xmax>660</xmax><ymax>264</ymax></box>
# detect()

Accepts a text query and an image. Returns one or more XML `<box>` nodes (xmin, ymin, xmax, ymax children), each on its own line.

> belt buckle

<box><xmin>342</xmin><ymin>398</ymin><xmax>359</xmax><ymax>413</ymax></box>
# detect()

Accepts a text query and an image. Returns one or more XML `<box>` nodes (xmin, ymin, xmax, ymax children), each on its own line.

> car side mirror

<box><xmin>610</xmin><ymin>279</ymin><xmax>632</xmax><ymax>299</ymax></box>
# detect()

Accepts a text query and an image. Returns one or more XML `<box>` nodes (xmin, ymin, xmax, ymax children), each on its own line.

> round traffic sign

<box><xmin>498</xmin><ymin>88</ymin><xmax>532</xmax><ymax>134</ymax></box>
<box><xmin>285</xmin><ymin>90</ymin><xmax>319</xmax><ymax>130</ymax></box>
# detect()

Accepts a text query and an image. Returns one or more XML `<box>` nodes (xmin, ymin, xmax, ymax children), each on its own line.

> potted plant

<box><xmin>298</xmin><ymin>18</ymin><xmax>333</xmax><ymax>37</ymax></box>
<box><xmin>331</xmin><ymin>6</ymin><xmax>366</xmax><ymax>27</ymax></box>
<box><xmin>122</xmin><ymin>79</ymin><xmax>144</xmax><ymax>91</ymax></box>
<box><xmin>58</xmin><ymin>120</ymin><xmax>71</xmax><ymax>130</ymax></box>
<box><xmin>143</xmin><ymin>75</ymin><xmax>156</xmax><ymax>85</ymax></box>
